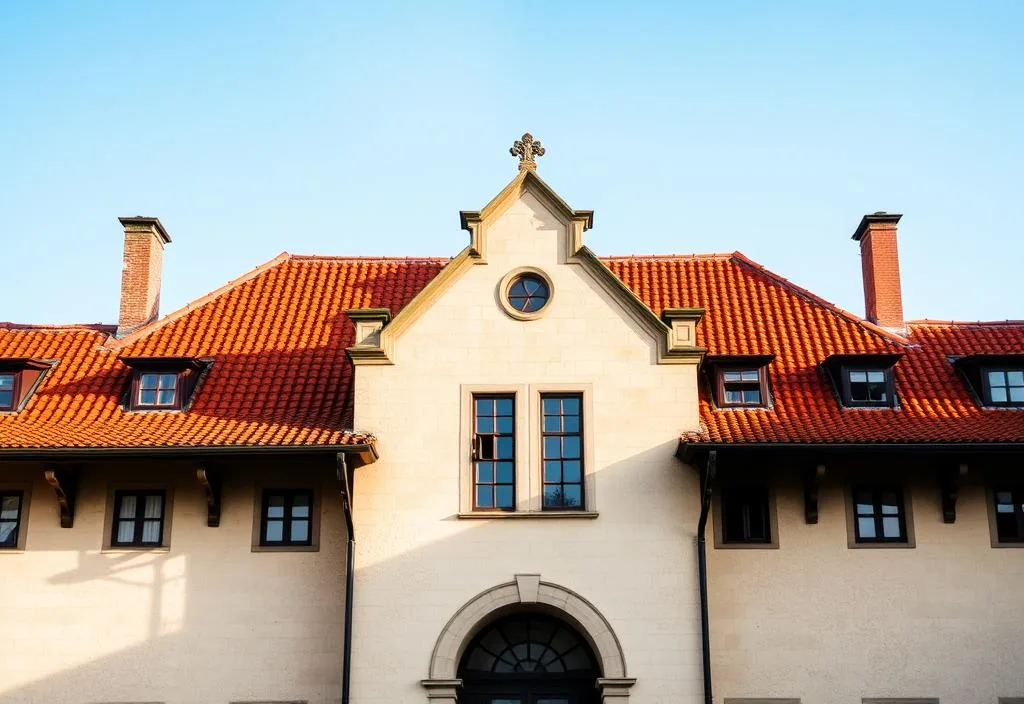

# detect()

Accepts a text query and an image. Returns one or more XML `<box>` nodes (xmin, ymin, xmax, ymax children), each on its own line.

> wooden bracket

<box><xmin>43</xmin><ymin>469</ymin><xmax>76</xmax><ymax>528</ymax></box>
<box><xmin>804</xmin><ymin>464</ymin><xmax>825</xmax><ymax>524</ymax></box>
<box><xmin>196</xmin><ymin>467</ymin><xmax>222</xmax><ymax>527</ymax></box>
<box><xmin>940</xmin><ymin>463</ymin><xmax>969</xmax><ymax>524</ymax></box>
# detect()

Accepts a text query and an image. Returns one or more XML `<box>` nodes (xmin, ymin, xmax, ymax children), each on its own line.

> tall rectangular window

<box><xmin>260</xmin><ymin>489</ymin><xmax>314</xmax><ymax>546</ymax></box>
<box><xmin>993</xmin><ymin>488</ymin><xmax>1024</xmax><ymax>543</ymax></box>
<box><xmin>111</xmin><ymin>490</ymin><xmax>166</xmax><ymax>547</ymax></box>
<box><xmin>472</xmin><ymin>395</ymin><xmax>515</xmax><ymax>510</ymax></box>
<box><xmin>541</xmin><ymin>394</ymin><xmax>583</xmax><ymax>510</ymax></box>
<box><xmin>0</xmin><ymin>491</ymin><xmax>24</xmax><ymax>548</ymax></box>
<box><xmin>852</xmin><ymin>487</ymin><xmax>907</xmax><ymax>543</ymax></box>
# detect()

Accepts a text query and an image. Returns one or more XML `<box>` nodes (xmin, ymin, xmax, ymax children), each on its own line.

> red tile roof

<box><xmin>1</xmin><ymin>252</ymin><xmax>1021</xmax><ymax>451</ymax></box>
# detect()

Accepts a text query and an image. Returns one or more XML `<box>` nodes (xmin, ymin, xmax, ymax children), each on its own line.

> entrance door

<box><xmin>458</xmin><ymin>613</ymin><xmax>599</xmax><ymax>704</ymax></box>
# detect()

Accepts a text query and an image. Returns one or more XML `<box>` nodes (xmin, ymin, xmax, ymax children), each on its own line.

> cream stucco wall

<box><xmin>0</xmin><ymin>459</ymin><xmax>347</xmax><ymax>704</ymax></box>
<box><xmin>351</xmin><ymin>186</ymin><xmax>705</xmax><ymax>703</ymax></box>
<box><xmin>707</xmin><ymin>465</ymin><xmax>1024</xmax><ymax>703</ymax></box>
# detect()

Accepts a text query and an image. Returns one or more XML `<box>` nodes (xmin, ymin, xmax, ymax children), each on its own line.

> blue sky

<box><xmin>1</xmin><ymin>1</ymin><xmax>1021</xmax><ymax>324</ymax></box>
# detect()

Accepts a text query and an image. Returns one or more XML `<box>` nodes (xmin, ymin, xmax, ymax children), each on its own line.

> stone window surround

<box><xmin>458</xmin><ymin>383</ymin><xmax>597</xmax><ymax>517</ymax></box>
<box><xmin>102</xmin><ymin>481</ymin><xmax>175</xmax><ymax>552</ymax></box>
<box><xmin>421</xmin><ymin>574</ymin><xmax>635</xmax><ymax>703</ymax></box>
<box><xmin>251</xmin><ymin>479</ymin><xmax>323</xmax><ymax>553</ymax></box>
<box><xmin>0</xmin><ymin>481</ymin><xmax>33</xmax><ymax>552</ymax></box>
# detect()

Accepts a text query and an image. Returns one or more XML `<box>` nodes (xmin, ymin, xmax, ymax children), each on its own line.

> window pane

<box><xmin>118</xmin><ymin>495</ymin><xmax>137</xmax><ymax>519</ymax></box>
<box><xmin>562</xmin><ymin>436</ymin><xmax>581</xmax><ymax>459</ymax></box>
<box><xmin>495</xmin><ymin>398</ymin><xmax>513</xmax><ymax>415</ymax></box>
<box><xmin>542</xmin><ymin>398</ymin><xmax>560</xmax><ymax>415</ymax></box>
<box><xmin>158</xmin><ymin>374</ymin><xmax>178</xmax><ymax>389</ymax></box>
<box><xmin>266</xmin><ymin>495</ymin><xmax>285</xmax><ymax>518</ymax></box>
<box><xmin>857</xmin><ymin>517</ymin><xmax>876</xmax><ymax>539</ymax></box>
<box><xmin>496</xmin><ymin>436</ymin><xmax>513</xmax><ymax>459</ymax></box>
<box><xmin>880</xmin><ymin>493</ymin><xmax>900</xmax><ymax>514</ymax></box>
<box><xmin>264</xmin><ymin>519</ymin><xmax>284</xmax><ymax>542</ymax></box>
<box><xmin>0</xmin><ymin>495</ymin><xmax>20</xmax><ymax>520</ymax></box>
<box><xmin>141</xmin><ymin>520</ymin><xmax>161</xmax><ymax>543</ymax></box>
<box><xmin>496</xmin><ymin>416</ymin><xmax>513</xmax><ymax>433</ymax></box>
<box><xmin>0</xmin><ymin>374</ymin><xmax>14</xmax><ymax>389</ymax></box>
<box><xmin>988</xmin><ymin>370</ymin><xmax>1007</xmax><ymax>387</ymax></box>
<box><xmin>544</xmin><ymin>461</ymin><xmax>561</xmax><ymax>483</ymax></box>
<box><xmin>476</xmin><ymin>416</ymin><xmax>493</xmax><ymax>433</ymax></box>
<box><xmin>543</xmin><ymin>436</ymin><xmax>561</xmax><ymax>459</ymax></box>
<box><xmin>1007</xmin><ymin>370</ymin><xmax>1024</xmax><ymax>385</ymax></box>
<box><xmin>561</xmin><ymin>397</ymin><xmax>580</xmax><ymax>414</ymax></box>
<box><xmin>496</xmin><ymin>462</ymin><xmax>514</xmax><ymax>484</ymax></box>
<box><xmin>0</xmin><ymin>390</ymin><xmax>12</xmax><ymax>408</ymax></box>
<box><xmin>138</xmin><ymin>389</ymin><xmax>157</xmax><ymax>405</ymax></box>
<box><xmin>543</xmin><ymin>486</ymin><xmax>562</xmax><ymax>508</ymax></box>
<box><xmin>561</xmin><ymin>485</ymin><xmax>582</xmax><ymax>507</ymax></box>
<box><xmin>476</xmin><ymin>486</ymin><xmax>493</xmax><ymax>508</ymax></box>
<box><xmin>290</xmin><ymin>519</ymin><xmax>309</xmax><ymax>543</ymax></box>
<box><xmin>156</xmin><ymin>389</ymin><xmax>176</xmax><ymax>405</ymax></box>
<box><xmin>741</xmin><ymin>388</ymin><xmax>762</xmax><ymax>404</ymax></box>
<box><xmin>143</xmin><ymin>494</ymin><xmax>163</xmax><ymax>519</ymax></box>
<box><xmin>849</xmin><ymin>370</ymin><xmax>867</xmax><ymax>383</ymax></box>
<box><xmin>562</xmin><ymin>415</ymin><xmax>580</xmax><ymax>432</ymax></box>
<box><xmin>740</xmin><ymin>370</ymin><xmax>760</xmax><ymax>381</ymax></box>
<box><xmin>0</xmin><ymin>520</ymin><xmax>16</xmax><ymax>546</ymax></box>
<box><xmin>116</xmin><ymin>520</ymin><xmax>135</xmax><ymax>544</ymax></box>
<box><xmin>543</xmin><ymin>415</ymin><xmax>561</xmax><ymax>432</ymax></box>
<box><xmin>475</xmin><ymin>398</ymin><xmax>494</xmax><ymax>415</ymax></box>
<box><xmin>1010</xmin><ymin>387</ymin><xmax>1024</xmax><ymax>403</ymax></box>
<box><xmin>867</xmin><ymin>370</ymin><xmax>886</xmax><ymax>383</ymax></box>
<box><xmin>563</xmin><ymin>460</ymin><xmax>581</xmax><ymax>483</ymax></box>
<box><xmin>291</xmin><ymin>495</ymin><xmax>311</xmax><ymax>518</ymax></box>
<box><xmin>724</xmin><ymin>389</ymin><xmax>742</xmax><ymax>404</ymax></box>
<box><xmin>139</xmin><ymin>373</ymin><xmax>159</xmax><ymax>390</ymax></box>
<box><xmin>881</xmin><ymin>516</ymin><xmax>901</xmax><ymax>538</ymax></box>
<box><xmin>855</xmin><ymin>501</ymin><xmax>875</xmax><ymax>516</ymax></box>
<box><xmin>991</xmin><ymin>387</ymin><xmax>1008</xmax><ymax>403</ymax></box>
<box><xmin>495</xmin><ymin>485</ymin><xmax>514</xmax><ymax>509</ymax></box>
<box><xmin>723</xmin><ymin>371</ymin><xmax>741</xmax><ymax>382</ymax></box>
<box><xmin>995</xmin><ymin>491</ymin><xmax>1014</xmax><ymax>512</ymax></box>
<box><xmin>476</xmin><ymin>462</ymin><xmax>494</xmax><ymax>483</ymax></box>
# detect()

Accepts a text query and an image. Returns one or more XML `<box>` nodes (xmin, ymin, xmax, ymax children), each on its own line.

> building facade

<box><xmin>1</xmin><ymin>139</ymin><xmax>1023</xmax><ymax>704</ymax></box>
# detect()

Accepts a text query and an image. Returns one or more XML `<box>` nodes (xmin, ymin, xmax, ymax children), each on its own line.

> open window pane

<box><xmin>472</xmin><ymin>394</ymin><xmax>516</xmax><ymax>511</ymax></box>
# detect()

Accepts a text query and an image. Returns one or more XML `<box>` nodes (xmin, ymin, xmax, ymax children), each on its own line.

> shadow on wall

<box><xmin>0</xmin><ymin>442</ymin><xmax>704</xmax><ymax>704</ymax></box>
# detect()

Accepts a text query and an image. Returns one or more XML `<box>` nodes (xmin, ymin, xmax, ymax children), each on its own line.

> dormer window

<box><xmin>951</xmin><ymin>355</ymin><xmax>1024</xmax><ymax>409</ymax></box>
<box><xmin>122</xmin><ymin>358</ymin><xmax>210</xmax><ymax>412</ymax></box>
<box><xmin>704</xmin><ymin>356</ymin><xmax>773</xmax><ymax>409</ymax></box>
<box><xmin>0</xmin><ymin>359</ymin><xmax>53</xmax><ymax>412</ymax></box>
<box><xmin>983</xmin><ymin>368</ymin><xmax>1024</xmax><ymax>406</ymax></box>
<box><xmin>135</xmin><ymin>372</ymin><xmax>181</xmax><ymax>408</ymax></box>
<box><xmin>823</xmin><ymin>354</ymin><xmax>901</xmax><ymax>409</ymax></box>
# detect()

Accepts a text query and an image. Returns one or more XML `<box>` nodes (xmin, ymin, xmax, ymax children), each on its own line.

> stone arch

<box><xmin>421</xmin><ymin>574</ymin><xmax>635</xmax><ymax>702</ymax></box>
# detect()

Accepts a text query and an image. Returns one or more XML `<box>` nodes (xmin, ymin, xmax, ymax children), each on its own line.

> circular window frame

<box><xmin>498</xmin><ymin>267</ymin><xmax>554</xmax><ymax>321</ymax></box>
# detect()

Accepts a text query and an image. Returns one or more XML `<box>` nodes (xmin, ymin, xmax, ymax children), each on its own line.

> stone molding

<box><xmin>422</xmin><ymin>575</ymin><xmax>633</xmax><ymax>703</ymax></box>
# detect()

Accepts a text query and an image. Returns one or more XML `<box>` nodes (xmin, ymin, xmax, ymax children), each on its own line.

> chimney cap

<box><xmin>852</xmin><ymin>212</ymin><xmax>902</xmax><ymax>242</ymax></box>
<box><xmin>118</xmin><ymin>216</ymin><xmax>171</xmax><ymax>245</ymax></box>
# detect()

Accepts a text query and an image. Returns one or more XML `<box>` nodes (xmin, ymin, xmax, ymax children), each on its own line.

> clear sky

<box><xmin>1</xmin><ymin>1</ymin><xmax>1021</xmax><ymax>325</ymax></box>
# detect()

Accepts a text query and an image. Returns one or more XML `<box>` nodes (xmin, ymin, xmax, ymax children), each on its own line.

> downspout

<box><xmin>696</xmin><ymin>450</ymin><xmax>717</xmax><ymax>704</ymax></box>
<box><xmin>337</xmin><ymin>453</ymin><xmax>356</xmax><ymax>704</ymax></box>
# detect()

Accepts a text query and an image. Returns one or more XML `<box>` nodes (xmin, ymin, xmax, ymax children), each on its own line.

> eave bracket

<box><xmin>43</xmin><ymin>469</ymin><xmax>76</xmax><ymax>528</ymax></box>
<box><xmin>940</xmin><ymin>463</ymin><xmax>968</xmax><ymax>524</ymax></box>
<box><xmin>196</xmin><ymin>467</ymin><xmax>222</xmax><ymax>527</ymax></box>
<box><xmin>804</xmin><ymin>464</ymin><xmax>825</xmax><ymax>524</ymax></box>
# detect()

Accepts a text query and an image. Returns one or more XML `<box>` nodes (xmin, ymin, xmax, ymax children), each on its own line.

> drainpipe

<box><xmin>696</xmin><ymin>450</ymin><xmax>717</xmax><ymax>704</ymax></box>
<box><xmin>337</xmin><ymin>453</ymin><xmax>356</xmax><ymax>704</ymax></box>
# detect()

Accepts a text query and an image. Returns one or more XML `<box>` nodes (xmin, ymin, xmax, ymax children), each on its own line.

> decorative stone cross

<box><xmin>510</xmin><ymin>132</ymin><xmax>545</xmax><ymax>171</ymax></box>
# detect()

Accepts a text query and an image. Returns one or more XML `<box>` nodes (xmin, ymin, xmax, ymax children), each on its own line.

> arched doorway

<box><xmin>458</xmin><ymin>613</ymin><xmax>599</xmax><ymax>704</ymax></box>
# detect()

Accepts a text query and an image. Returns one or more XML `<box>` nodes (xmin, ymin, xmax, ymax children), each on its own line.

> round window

<box><xmin>507</xmin><ymin>274</ymin><xmax>550</xmax><ymax>314</ymax></box>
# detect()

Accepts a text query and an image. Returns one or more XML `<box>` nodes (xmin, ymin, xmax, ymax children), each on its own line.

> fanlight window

<box><xmin>461</xmin><ymin>614</ymin><xmax>596</xmax><ymax>675</ymax></box>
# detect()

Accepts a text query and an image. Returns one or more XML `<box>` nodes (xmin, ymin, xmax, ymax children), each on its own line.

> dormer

<box><xmin>121</xmin><ymin>357</ymin><xmax>211</xmax><ymax>412</ymax></box>
<box><xmin>702</xmin><ymin>355</ymin><xmax>775</xmax><ymax>409</ymax></box>
<box><xmin>0</xmin><ymin>358</ymin><xmax>54</xmax><ymax>412</ymax></box>
<box><xmin>952</xmin><ymin>355</ymin><xmax>1024</xmax><ymax>408</ymax></box>
<box><xmin>822</xmin><ymin>353</ymin><xmax>902</xmax><ymax>409</ymax></box>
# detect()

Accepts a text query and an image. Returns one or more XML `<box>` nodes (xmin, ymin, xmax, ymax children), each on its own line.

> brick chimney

<box><xmin>116</xmin><ymin>216</ymin><xmax>171</xmax><ymax>338</ymax></box>
<box><xmin>851</xmin><ymin>212</ymin><xmax>904</xmax><ymax>330</ymax></box>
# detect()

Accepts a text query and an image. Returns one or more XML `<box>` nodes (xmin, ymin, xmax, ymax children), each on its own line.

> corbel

<box><xmin>43</xmin><ymin>468</ymin><xmax>76</xmax><ymax>528</ymax></box>
<box><xmin>804</xmin><ymin>464</ymin><xmax>825</xmax><ymax>524</ymax></box>
<box><xmin>195</xmin><ymin>467</ymin><xmax>222</xmax><ymax>527</ymax></box>
<box><xmin>940</xmin><ymin>463</ymin><xmax>968</xmax><ymax>524</ymax></box>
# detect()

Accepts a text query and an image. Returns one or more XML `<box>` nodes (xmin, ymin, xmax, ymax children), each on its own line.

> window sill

<box><xmin>101</xmin><ymin>546</ymin><xmax>171</xmax><ymax>554</ymax></box>
<box><xmin>0</xmin><ymin>549</ymin><xmax>26</xmax><ymax>555</ymax></box>
<box><xmin>251</xmin><ymin>544</ymin><xmax>320</xmax><ymax>553</ymax></box>
<box><xmin>458</xmin><ymin>511</ymin><xmax>599</xmax><ymax>520</ymax></box>
<box><xmin>715</xmin><ymin>541</ymin><xmax>779</xmax><ymax>550</ymax></box>
<box><xmin>990</xmin><ymin>540</ymin><xmax>1024</xmax><ymax>548</ymax></box>
<box><xmin>847</xmin><ymin>541</ymin><xmax>915</xmax><ymax>549</ymax></box>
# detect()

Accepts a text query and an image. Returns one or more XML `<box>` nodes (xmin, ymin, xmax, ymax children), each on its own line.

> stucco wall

<box><xmin>0</xmin><ymin>459</ymin><xmax>346</xmax><ymax>704</ymax></box>
<box><xmin>707</xmin><ymin>465</ymin><xmax>1024</xmax><ymax>703</ymax></box>
<box><xmin>352</xmin><ymin>188</ymin><xmax>705</xmax><ymax>702</ymax></box>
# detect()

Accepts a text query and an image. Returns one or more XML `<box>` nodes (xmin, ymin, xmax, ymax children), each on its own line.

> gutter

<box><xmin>337</xmin><ymin>453</ymin><xmax>356</xmax><ymax>704</ymax></box>
<box><xmin>0</xmin><ymin>443</ymin><xmax>379</xmax><ymax>464</ymax></box>
<box><xmin>696</xmin><ymin>450</ymin><xmax>716</xmax><ymax>704</ymax></box>
<box><xmin>677</xmin><ymin>441</ymin><xmax>1024</xmax><ymax>461</ymax></box>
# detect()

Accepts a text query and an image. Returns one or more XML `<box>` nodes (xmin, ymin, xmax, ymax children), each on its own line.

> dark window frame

<box><xmin>0</xmin><ymin>371</ymin><xmax>19</xmax><ymax>411</ymax></box>
<box><xmin>541</xmin><ymin>393</ymin><xmax>585</xmax><ymax>511</ymax></box>
<box><xmin>840</xmin><ymin>365</ymin><xmax>895</xmax><ymax>408</ymax></box>
<box><xmin>715</xmin><ymin>366</ymin><xmax>769</xmax><ymax>408</ymax></box>
<box><xmin>849</xmin><ymin>486</ymin><xmax>910</xmax><ymax>546</ymax></box>
<box><xmin>110</xmin><ymin>489</ymin><xmax>167</xmax><ymax>548</ymax></box>
<box><xmin>472</xmin><ymin>394</ymin><xmax>516</xmax><ymax>512</ymax></box>
<box><xmin>981</xmin><ymin>367</ymin><xmax>1024</xmax><ymax>407</ymax></box>
<box><xmin>720</xmin><ymin>486</ymin><xmax>773</xmax><ymax>544</ymax></box>
<box><xmin>259</xmin><ymin>488</ymin><xmax>315</xmax><ymax>547</ymax></box>
<box><xmin>990</xmin><ymin>486</ymin><xmax>1024</xmax><ymax>545</ymax></box>
<box><xmin>131</xmin><ymin>370</ymin><xmax>183</xmax><ymax>410</ymax></box>
<box><xmin>713</xmin><ymin>482</ymin><xmax>779</xmax><ymax>549</ymax></box>
<box><xmin>0</xmin><ymin>489</ymin><xmax>26</xmax><ymax>549</ymax></box>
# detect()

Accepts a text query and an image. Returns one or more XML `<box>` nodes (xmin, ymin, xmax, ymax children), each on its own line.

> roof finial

<box><xmin>510</xmin><ymin>132</ymin><xmax>545</xmax><ymax>171</ymax></box>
